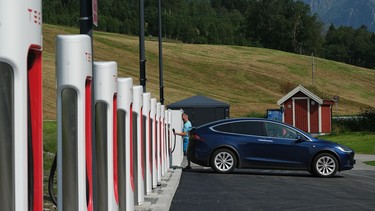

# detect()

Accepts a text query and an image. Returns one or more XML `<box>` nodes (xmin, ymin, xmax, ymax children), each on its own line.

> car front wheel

<box><xmin>312</xmin><ymin>153</ymin><xmax>338</xmax><ymax>177</ymax></box>
<box><xmin>211</xmin><ymin>149</ymin><xmax>237</xmax><ymax>174</ymax></box>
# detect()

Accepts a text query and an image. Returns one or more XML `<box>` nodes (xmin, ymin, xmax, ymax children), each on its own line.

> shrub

<box><xmin>331</xmin><ymin>117</ymin><xmax>361</xmax><ymax>134</ymax></box>
<box><xmin>279</xmin><ymin>81</ymin><xmax>297</xmax><ymax>95</ymax></box>
<box><xmin>359</xmin><ymin>107</ymin><xmax>375</xmax><ymax>132</ymax></box>
<box><xmin>332</xmin><ymin>107</ymin><xmax>375</xmax><ymax>133</ymax></box>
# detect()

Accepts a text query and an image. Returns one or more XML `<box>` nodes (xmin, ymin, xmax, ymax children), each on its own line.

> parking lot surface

<box><xmin>170</xmin><ymin>154</ymin><xmax>375</xmax><ymax>211</ymax></box>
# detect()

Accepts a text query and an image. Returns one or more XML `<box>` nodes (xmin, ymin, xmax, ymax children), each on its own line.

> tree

<box><xmin>323</xmin><ymin>25</ymin><xmax>375</xmax><ymax>68</ymax></box>
<box><xmin>244</xmin><ymin>0</ymin><xmax>323</xmax><ymax>54</ymax></box>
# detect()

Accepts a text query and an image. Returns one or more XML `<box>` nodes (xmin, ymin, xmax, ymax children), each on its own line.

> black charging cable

<box><xmin>171</xmin><ymin>128</ymin><xmax>177</xmax><ymax>153</ymax></box>
<box><xmin>48</xmin><ymin>154</ymin><xmax>58</xmax><ymax>206</ymax></box>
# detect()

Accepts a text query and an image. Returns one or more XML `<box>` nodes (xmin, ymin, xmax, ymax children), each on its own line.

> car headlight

<box><xmin>337</xmin><ymin>146</ymin><xmax>352</xmax><ymax>153</ymax></box>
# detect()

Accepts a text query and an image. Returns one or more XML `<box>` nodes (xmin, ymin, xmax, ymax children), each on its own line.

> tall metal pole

<box><xmin>80</xmin><ymin>0</ymin><xmax>93</xmax><ymax>38</ymax></box>
<box><xmin>158</xmin><ymin>0</ymin><xmax>164</xmax><ymax>104</ymax></box>
<box><xmin>140</xmin><ymin>0</ymin><xmax>147</xmax><ymax>92</ymax></box>
<box><xmin>312</xmin><ymin>52</ymin><xmax>315</xmax><ymax>86</ymax></box>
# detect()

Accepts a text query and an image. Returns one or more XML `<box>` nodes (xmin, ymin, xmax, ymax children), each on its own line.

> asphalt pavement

<box><xmin>135</xmin><ymin>154</ymin><xmax>375</xmax><ymax>211</ymax></box>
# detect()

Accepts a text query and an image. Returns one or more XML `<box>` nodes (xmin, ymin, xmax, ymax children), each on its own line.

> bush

<box><xmin>279</xmin><ymin>81</ymin><xmax>297</xmax><ymax>95</ymax></box>
<box><xmin>332</xmin><ymin>107</ymin><xmax>375</xmax><ymax>133</ymax></box>
<box><xmin>332</xmin><ymin>117</ymin><xmax>362</xmax><ymax>134</ymax></box>
<box><xmin>359</xmin><ymin>107</ymin><xmax>375</xmax><ymax>132</ymax></box>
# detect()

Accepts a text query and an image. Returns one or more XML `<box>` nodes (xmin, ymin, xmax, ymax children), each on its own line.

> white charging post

<box><xmin>150</xmin><ymin>98</ymin><xmax>157</xmax><ymax>188</ymax></box>
<box><xmin>167</xmin><ymin>110</ymin><xmax>173</xmax><ymax>168</ymax></box>
<box><xmin>142</xmin><ymin>93</ymin><xmax>152</xmax><ymax>195</ymax></box>
<box><xmin>0</xmin><ymin>1</ymin><xmax>43</xmax><ymax>210</ymax></box>
<box><xmin>169</xmin><ymin>109</ymin><xmax>184</xmax><ymax>167</ymax></box>
<box><xmin>133</xmin><ymin>85</ymin><xmax>144</xmax><ymax>205</ymax></box>
<box><xmin>93</xmin><ymin>61</ymin><xmax>119</xmax><ymax>210</ymax></box>
<box><xmin>156</xmin><ymin>103</ymin><xmax>162</xmax><ymax>183</ymax></box>
<box><xmin>117</xmin><ymin>77</ymin><xmax>134</xmax><ymax>211</ymax></box>
<box><xmin>160</xmin><ymin>105</ymin><xmax>166</xmax><ymax>176</ymax></box>
<box><xmin>56</xmin><ymin>34</ymin><xmax>94</xmax><ymax>211</ymax></box>
<box><xmin>164</xmin><ymin>108</ymin><xmax>170</xmax><ymax>171</ymax></box>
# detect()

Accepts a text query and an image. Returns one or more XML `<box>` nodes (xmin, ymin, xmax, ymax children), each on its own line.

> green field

<box><xmin>319</xmin><ymin>132</ymin><xmax>375</xmax><ymax>155</ymax></box>
<box><xmin>42</xmin><ymin>24</ymin><xmax>375</xmax><ymax>120</ymax></box>
<box><xmin>43</xmin><ymin>121</ymin><xmax>57</xmax><ymax>209</ymax></box>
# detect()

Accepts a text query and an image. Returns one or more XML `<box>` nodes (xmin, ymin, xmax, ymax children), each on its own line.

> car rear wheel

<box><xmin>312</xmin><ymin>153</ymin><xmax>338</xmax><ymax>177</ymax></box>
<box><xmin>211</xmin><ymin>149</ymin><xmax>237</xmax><ymax>174</ymax></box>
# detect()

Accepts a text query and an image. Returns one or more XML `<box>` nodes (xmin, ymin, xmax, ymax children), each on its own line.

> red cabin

<box><xmin>277</xmin><ymin>85</ymin><xmax>334</xmax><ymax>134</ymax></box>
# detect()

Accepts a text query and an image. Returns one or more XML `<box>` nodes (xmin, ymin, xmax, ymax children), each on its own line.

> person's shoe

<box><xmin>183</xmin><ymin>166</ymin><xmax>192</xmax><ymax>170</ymax></box>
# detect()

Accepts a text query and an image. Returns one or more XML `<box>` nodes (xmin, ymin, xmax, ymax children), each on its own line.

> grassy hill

<box><xmin>42</xmin><ymin>24</ymin><xmax>375</xmax><ymax>119</ymax></box>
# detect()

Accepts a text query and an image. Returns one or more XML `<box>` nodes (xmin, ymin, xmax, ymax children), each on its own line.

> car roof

<box><xmin>197</xmin><ymin>117</ymin><xmax>272</xmax><ymax>128</ymax></box>
<box><xmin>196</xmin><ymin>117</ymin><xmax>310</xmax><ymax>136</ymax></box>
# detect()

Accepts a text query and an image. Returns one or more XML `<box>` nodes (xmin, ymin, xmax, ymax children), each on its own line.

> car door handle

<box><xmin>258</xmin><ymin>139</ymin><xmax>273</xmax><ymax>143</ymax></box>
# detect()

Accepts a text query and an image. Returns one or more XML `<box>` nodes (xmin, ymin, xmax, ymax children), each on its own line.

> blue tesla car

<box><xmin>187</xmin><ymin>118</ymin><xmax>355</xmax><ymax>177</ymax></box>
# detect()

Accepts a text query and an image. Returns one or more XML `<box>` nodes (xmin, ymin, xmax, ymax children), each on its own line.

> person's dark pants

<box><xmin>183</xmin><ymin>150</ymin><xmax>191</xmax><ymax>168</ymax></box>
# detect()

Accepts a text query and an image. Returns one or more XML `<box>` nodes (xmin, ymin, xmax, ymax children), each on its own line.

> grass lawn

<box><xmin>43</xmin><ymin>121</ymin><xmax>57</xmax><ymax>171</ymax></box>
<box><xmin>43</xmin><ymin>121</ymin><xmax>57</xmax><ymax>209</ymax></box>
<box><xmin>319</xmin><ymin>132</ymin><xmax>375</xmax><ymax>154</ymax></box>
<box><xmin>44</xmin><ymin>121</ymin><xmax>57</xmax><ymax>152</ymax></box>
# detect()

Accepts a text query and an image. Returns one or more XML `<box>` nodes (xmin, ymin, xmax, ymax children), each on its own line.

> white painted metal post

<box><xmin>170</xmin><ymin>109</ymin><xmax>184</xmax><ymax>167</ymax></box>
<box><xmin>117</xmin><ymin>77</ymin><xmax>134</xmax><ymax>211</ymax></box>
<box><xmin>0</xmin><ymin>1</ymin><xmax>43</xmax><ymax>210</ymax></box>
<box><xmin>150</xmin><ymin>98</ymin><xmax>157</xmax><ymax>188</ymax></box>
<box><xmin>160</xmin><ymin>105</ymin><xmax>166</xmax><ymax>176</ymax></box>
<box><xmin>167</xmin><ymin>110</ymin><xmax>173</xmax><ymax>168</ymax></box>
<box><xmin>133</xmin><ymin>85</ymin><xmax>144</xmax><ymax>205</ymax></box>
<box><xmin>56</xmin><ymin>34</ymin><xmax>93</xmax><ymax>211</ymax></box>
<box><xmin>156</xmin><ymin>103</ymin><xmax>162</xmax><ymax>183</ymax></box>
<box><xmin>93</xmin><ymin>61</ymin><xmax>119</xmax><ymax>211</ymax></box>
<box><xmin>142</xmin><ymin>93</ymin><xmax>152</xmax><ymax>195</ymax></box>
<box><xmin>165</xmin><ymin>109</ymin><xmax>170</xmax><ymax>171</ymax></box>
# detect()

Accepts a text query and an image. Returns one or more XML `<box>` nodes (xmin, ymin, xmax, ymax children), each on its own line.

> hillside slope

<box><xmin>42</xmin><ymin>24</ymin><xmax>375</xmax><ymax>119</ymax></box>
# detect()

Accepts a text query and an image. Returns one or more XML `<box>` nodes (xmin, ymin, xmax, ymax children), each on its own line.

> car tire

<box><xmin>312</xmin><ymin>153</ymin><xmax>338</xmax><ymax>177</ymax></box>
<box><xmin>211</xmin><ymin>149</ymin><xmax>237</xmax><ymax>174</ymax></box>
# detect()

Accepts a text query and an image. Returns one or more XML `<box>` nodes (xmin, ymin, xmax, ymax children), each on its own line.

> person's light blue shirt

<box><xmin>182</xmin><ymin>120</ymin><xmax>192</xmax><ymax>152</ymax></box>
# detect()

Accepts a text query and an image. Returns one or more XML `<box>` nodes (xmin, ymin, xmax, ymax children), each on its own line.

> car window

<box><xmin>264</xmin><ymin>122</ymin><xmax>298</xmax><ymax>139</ymax></box>
<box><xmin>213</xmin><ymin>121</ymin><xmax>265</xmax><ymax>136</ymax></box>
<box><xmin>214</xmin><ymin>123</ymin><xmax>233</xmax><ymax>133</ymax></box>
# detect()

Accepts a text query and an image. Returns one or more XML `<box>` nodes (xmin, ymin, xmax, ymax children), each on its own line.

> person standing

<box><xmin>174</xmin><ymin>113</ymin><xmax>192</xmax><ymax>169</ymax></box>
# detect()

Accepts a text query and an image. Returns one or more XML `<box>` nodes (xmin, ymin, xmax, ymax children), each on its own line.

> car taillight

<box><xmin>191</xmin><ymin>134</ymin><xmax>205</xmax><ymax>142</ymax></box>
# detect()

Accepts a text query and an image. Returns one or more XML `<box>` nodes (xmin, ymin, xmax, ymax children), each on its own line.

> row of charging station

<box><xmin>55</xmin><ymin>34</ymin><xmax>185</xmax><ymax>211</ymax></box>
<box><xmin>0</xmin><ymin>1</ymin><xmax>185</xmax><ymax>209</ymax></box>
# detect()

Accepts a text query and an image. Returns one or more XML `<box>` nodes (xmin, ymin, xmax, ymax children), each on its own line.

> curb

<box><xmin>135</xmin><ymin>168</ymin><xmax>182</xmax><ymax>211</ymax></box>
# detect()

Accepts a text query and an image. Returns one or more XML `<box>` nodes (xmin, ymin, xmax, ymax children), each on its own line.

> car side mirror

<box><xmin>295</xmin><ymin>135</ymin><xmax>306</xmax><ymax>143</ymax></box>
